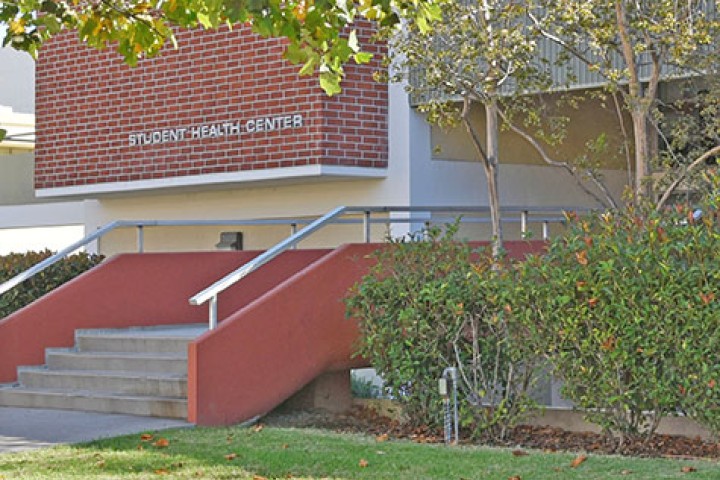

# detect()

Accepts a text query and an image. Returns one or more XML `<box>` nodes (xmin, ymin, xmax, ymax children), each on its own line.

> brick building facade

<box><xmin>35</xmin><ymin>27</ymin><xmax>387</xmax><ymax>192</ymax></box>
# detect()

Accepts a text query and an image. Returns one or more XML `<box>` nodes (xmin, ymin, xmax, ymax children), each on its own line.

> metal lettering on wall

<box><xmin>128</xmin><ymin>114</ymin><xmax>304</xmax><ymax>147</ymax></box>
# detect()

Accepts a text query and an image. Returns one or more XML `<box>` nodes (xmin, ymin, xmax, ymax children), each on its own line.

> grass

<box><xmin>1</xmin><ymin>425</ymin><xmax>719</xmax><ymax>479</ymax></box>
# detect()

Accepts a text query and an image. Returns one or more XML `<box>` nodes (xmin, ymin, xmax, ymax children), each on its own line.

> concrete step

<box><xmin>75</xmin><ymin>324</ymin><xmax>207</xmax><ymax>355</ymax></box>
<box><xmin>46</xmin><ymin>350</ymin><xmax>188</xmax><ymax>375</ymax></box>
<box><xmin>0</xmin><ymin>324</ymin><xmax>206</xmax><ymax>419</ymax></box>
<box><xmin>18</xmin><ymin>367</ymin><xmax>187</xmax><ymax>397</ymax></box>
<box><xmin>0</xmin><ymin>385</ymin><xmax>187</xmax><ymax>418</ymax></box>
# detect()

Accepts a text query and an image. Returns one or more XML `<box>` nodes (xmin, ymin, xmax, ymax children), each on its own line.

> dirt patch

<box><xmin>262</xmin><ymin>406</ymin><xmax>720</xmax><ymax>459</ymax></box>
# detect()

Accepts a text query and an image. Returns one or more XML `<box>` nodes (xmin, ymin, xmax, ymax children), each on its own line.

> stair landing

<box><xmin>0</xmin><ymin>324</ymin><xmax>207</xmax><ymax>419</ymax></box>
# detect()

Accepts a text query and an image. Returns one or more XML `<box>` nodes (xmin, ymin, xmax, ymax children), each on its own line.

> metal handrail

<box><xmin>0</xmin><ymin>205</ymin><xmax>587</xmax><ymax>327</ymax></box>
<box><xmin>0</xmin><ymin>220</ymin><xmax>123</xmax><ymax>297</ymax></box>
<box><xmin>188</xmin><ymin>205</ymin><xmax>589</xmax><ymax>329</ymax></box>
<box><xmin>0</xmin><ymin>216</ymin><xmax>363</xmax><ymax>298</ymax></box>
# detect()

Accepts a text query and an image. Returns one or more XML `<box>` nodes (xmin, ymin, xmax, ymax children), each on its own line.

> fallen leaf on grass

<box><xmin>508</xmin><ymin>476</ymin><xmax>522</xmax><ymax>480</ymax></box>
<box><xmin>359</xmin><ymin>459</ymin><xmax>369</xmax><ymax>468</ymax></box>
<box><xmin>621</xmin><ymin>470</ymin><xmax>633</xmax><ymax>475</ymax></box>
<box><xmin>140</xmin><ymin>434</ymin><xmax>154</xmax><ymax>442</ymax></box>
<box><xmin>252</xmin><ymin>476</ymin><xmax>268</xmax><ymax>480</ymax></box>
<box><xmin>570</xmin><ymin>454</ymin><xmax>587</xmax><ymax>468</ymax></box>
<box><xmin>512</xmin><ymin>450</ymin><xmax>529</xmax><ymax>457</ymax></box>
<box><xmin>681</xmin><ymin>466</ymin><xmax>697</xmax><ymax>473</ymax></box>
<box><xmin>253</xmin><ymin>424</ymin><xmax>265</xmax><ymax>433</ymax></box>
<box><xmin>282</xmin><ymin>444</ymin><xmax>289</xmax><ymax>449</ymax></box>
<box><xmin>96</xmin><ymin>460</ymin><xmax>106</xmax><ymax>468</ymax></box>
<box><xmin>154</xmin><ymin>438</ymin><xmax>170</xmax><ymax>448</ymax></box>
<box><xmin>154</xmin><ymin>469</ymin><xmax>169</xmax><ymax>475</ymax></box>
<box><xmin>375</xmin><ymin>433</ymin><xmax>389</xmax><ymax>442</ymax></box>
<box><xmin>225</xmin><ymin>453</ymin><xmax>237</xmax><ymax>461</ymax></box>
<box><xmin>137</xmin><ymin>445</ymin><xmax>144</xmax><ymax>451</ymax></box>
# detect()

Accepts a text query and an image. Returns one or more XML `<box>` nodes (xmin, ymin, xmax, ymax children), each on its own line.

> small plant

<box><xmin>0</xmin><ymin>250</ymin><xmax>104</xmax><ymax>318</ymax></box>
<box><xmin>350</xmin><ymin>372</ymin><xmax>382</xmax><ymax>399</ymax></box>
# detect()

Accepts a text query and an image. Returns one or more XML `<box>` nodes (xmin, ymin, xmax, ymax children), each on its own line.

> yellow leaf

<box><xmin>358</xmin><ymin>459</ymin><xmax>369</xmax><ymax>468</ymax></box>
<box><xmin>375</xmin><ymin>433</ymin><xmax>388</xmax><ymax>442</ymax></box>
<box><xmin>154</xmin><ymin>438</ymin><xmax>170</xmax><ymax>448</ymax></box>
<box><xmin>570</xmin><ymin>454</ymin><xmax>587</xmax><ymax>468</ymax></box>
<box><xmin>155</xmin><ymin>469</ymin><xmax>169</xmax><ymax>475</ymax></box>
<box><xmin>8</xmin><ymin>19</ymin><xmax>26</xmax><ymax>36</ymax></box>
<box><xmin>253</xmin><ymin>424</ymin><xmax>265</xmax><ymax>433</ymax></box>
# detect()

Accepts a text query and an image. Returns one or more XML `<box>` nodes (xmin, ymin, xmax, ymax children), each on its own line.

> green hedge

<box><xmin>507</xmin><ymin>195</ymin><xmax>720</xmax><ymax>442</ymax></box>
<box><xmin>346</xmin><ymin>226</ymin><xmax>540</xmax><ymax>441</ymax></box>
<box><xmin>349</xmin><ymin>188</ymin><xmax>720</xmax><ymax>443</ymax></box>
<box><xmin>0</xmin><ymin>250</ymin><xmax>104</xmax><ymax>318</ymax></box>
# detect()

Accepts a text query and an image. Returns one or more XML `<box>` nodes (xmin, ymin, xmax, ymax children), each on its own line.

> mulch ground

<box><xmin>263</xmin><ymin>406</ymin><xmax>720</xmax><ymax>459</ymax></box>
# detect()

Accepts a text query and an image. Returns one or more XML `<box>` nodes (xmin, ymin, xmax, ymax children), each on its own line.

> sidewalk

<box><xmin>0</xmin><ymin>407</ymin><xmax>191</xmax><ymax>453</ymax></box>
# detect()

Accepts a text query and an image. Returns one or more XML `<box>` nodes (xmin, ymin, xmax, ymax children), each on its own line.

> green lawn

<box><xmin>1</xmin><ymin>425</ymin><xmax>719</xmax><ymax>479</ymax></box>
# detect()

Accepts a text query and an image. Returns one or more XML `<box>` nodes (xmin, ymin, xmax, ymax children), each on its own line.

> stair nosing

<box><xmin>0</xmin><ymin>386</ymin><xmax>187</xmax><ymax>402</ymax></box>
<box><xmin>47</xmin><ymin>350</ymin><xmax>187</xmax><ymax>359</ymax></box>
<box><xmin>18</xmin><ymin>368</ymin><xmax>187</xmax><ymax>380</ymax></box>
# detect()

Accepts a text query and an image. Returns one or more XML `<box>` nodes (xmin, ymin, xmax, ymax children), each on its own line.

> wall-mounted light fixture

<box><xmin>216</xmin><ymin>231</ymin><xmax>243</xmax><ymax>251</ymax></box>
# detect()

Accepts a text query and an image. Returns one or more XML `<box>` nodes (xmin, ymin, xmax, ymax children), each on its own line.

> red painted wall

<box><xmin>35</xmin><ymin>25</ymin><xmax>387</xmax><ymax>190</ymax></box>
<box><xmin>0</xmin><ymin>250</ymin><xmax>328</xmax><ymax>382</ymax></box>
<box><xmin>188</xmin><ymin>243</ymin><xmax>377</xmax><ymax>425</ymax></box>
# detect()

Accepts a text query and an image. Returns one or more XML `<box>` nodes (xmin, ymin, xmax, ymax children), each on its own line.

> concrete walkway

<box><xmin>0</xmin><ymin>407</ymin><xmax>191</xmax><ymax>454</ymax></box>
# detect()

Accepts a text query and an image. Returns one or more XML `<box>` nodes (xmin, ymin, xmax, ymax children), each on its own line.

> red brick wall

<box><xmin>35</xmin><ymin>26</ymin><xmax>387</xmax><ymax>190</ymax></box>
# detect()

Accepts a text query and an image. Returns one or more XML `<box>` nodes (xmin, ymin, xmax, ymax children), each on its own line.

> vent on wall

<box><xmin>216</xmin><ymin>232</ymin><xmax>243</xmax><ymax>251</ymax></box>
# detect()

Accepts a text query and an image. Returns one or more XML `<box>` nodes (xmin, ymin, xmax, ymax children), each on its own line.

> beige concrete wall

<box><xmin>0</xmin><ymin>152</ymin><xmax>35</xmax><ymax>205</ymax></box>
<box><xmin>85</xmin><ymin>180</ymin><xmax>396</xmax><ymax>256</ymax></box>
<box><xmin>432</xmin><ymin>94</ymin><xmax>629</xmax><ymax>171</ymax></box>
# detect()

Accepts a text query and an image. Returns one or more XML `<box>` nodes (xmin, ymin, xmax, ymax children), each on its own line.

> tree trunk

<box><xmin>631</xmin><ymin>108</ymin><xmax>651</xmax><ymax>201</ymax></box>
<box><xmin>485</xmin><ymin>100</ymin><xmax>503</xmax><ymax>258</ymax></box>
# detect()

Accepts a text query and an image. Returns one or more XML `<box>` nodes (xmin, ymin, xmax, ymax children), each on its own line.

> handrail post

<box><xmin>543</xmin><ymin>221</ymin><xmax>550</xmax><ymax>241</ymax></box>
<box><xmin>363</xmin><ymin>211</ymin><xmax>371</xmax><ymax>243</ymax></box>
<box><xmin>521</xmin><ymin>210</ymin><xmax>529</xmax><ymax>238</ymax></box>
<box><xmin>137</xmin><ymin>225</ymin><xmax>144</xmax><ymax>253</ymax></box>
<box><xmin>209</xmin><ymin>296</ymin><xmax>218</xmax><ymax>330</ymax></box>
<box><xmin>290</xmin><ymin>223</ymin><xmax>297</xmax><ymax>249</ymax></box>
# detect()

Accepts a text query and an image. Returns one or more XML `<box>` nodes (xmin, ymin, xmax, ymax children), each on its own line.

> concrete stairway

<box><xmin>0</xmin><ymin>324</ymin><xmax>207</xmax><ymax>419</ymax></box>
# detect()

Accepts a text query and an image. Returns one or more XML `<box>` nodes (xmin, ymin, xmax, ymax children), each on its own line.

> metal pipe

<box><xmin>543</xmin><ymin>221</ymin><xmax>550</xmax><ymax>241</ymax></box>
<box><xmin>520</xmin><ymin>210</ymin><xmax>528</xmax><ymax>238</ymax></box>
<box><xmin>209</xmin><ymin>296</ymin><xmax>218</xmax><ymax>330</ymax></box>
<box><xmin>442</xmin><ymin>367</ymin><xmax>459</xmax><ymax>444</ymax></box>
<box><xmin>363</xmin><ymin>211</ymin><xmax>371</xmax><ymax>243</ymax></box>
<box><xmin>137</xmin><ymin>225</ymin><xmax>144</xmax><ymax>253</ymax></box>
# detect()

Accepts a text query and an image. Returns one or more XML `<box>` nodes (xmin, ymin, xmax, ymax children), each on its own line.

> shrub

<box><xmin>507</xmin><ymin>197</ymin><xmax>720</xmax><ymax>442</ymax></box>
<box><xmin>346</xmin><ymin>226</ymin><xmax>539</xmax><ymax>440</ymax></box>
<box><xmin>350</xmin><ymin>372</ymin><xmax>382</xmax><ymax>399</ymax></box>
<box><xmin>0</xmin><ymin>250</ymin><xmax>104</xmax><ymax>318</ymax></box>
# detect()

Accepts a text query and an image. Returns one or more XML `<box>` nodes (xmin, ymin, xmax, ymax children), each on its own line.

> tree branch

<box><xmin>655</xmin><ymin>144</ymin><xmax>720</xmax><ymax>210</ymax></box>
<box><xmin>611</xmin><ymin>89</ymin><xmax>634</xmax><ymax>187</ymax></box>
<box><xmin>497</xmin><ymin>107</ymin><xmax>618</xmax><ymax>209</ymax></box>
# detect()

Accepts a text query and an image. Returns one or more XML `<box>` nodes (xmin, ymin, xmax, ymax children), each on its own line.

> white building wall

<box><xmin>0</xmin><ymin>48</ymin><xmax>34</xmax><ymax>114</ymax></box>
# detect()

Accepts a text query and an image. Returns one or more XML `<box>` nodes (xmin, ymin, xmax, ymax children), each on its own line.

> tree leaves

<box><xmin>0</xmin><ymin>0</ymin><xmax>400</xmax><ymax>94</ymax></box>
